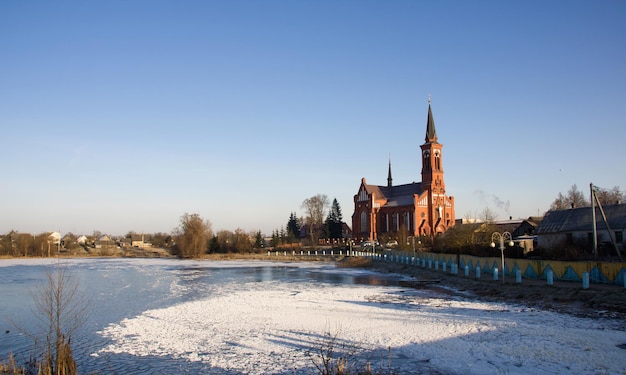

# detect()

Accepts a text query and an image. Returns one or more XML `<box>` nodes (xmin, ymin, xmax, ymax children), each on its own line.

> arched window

<box><xmin>360</xmin><ymin>211</ymin><xmax>368</xmax><ymax>233</ymax></box>
<box><xmin>403</xmin><ymin>212</ymin><xmax>410</xmax><ymax>232</ymax></box>
<box><xmin>434</xmin><ymin>151</ymin><xmax>441</xmax><ymax>170</ymax></box>
<box><xmin>382</xmin><ymin>213</ymin><xmax>389</xmax><ymax>232</ymax></box>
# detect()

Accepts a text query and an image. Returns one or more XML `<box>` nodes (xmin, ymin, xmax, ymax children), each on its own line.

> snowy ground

<box><xmin>2</xmin><ymin>258</ymin><xmax>625</xmax><ymax>374</ymax></box>
<box><xmin>94</xmin><ymin>263</ymin><xmax>626</xmax><ymax>374</ymax></box>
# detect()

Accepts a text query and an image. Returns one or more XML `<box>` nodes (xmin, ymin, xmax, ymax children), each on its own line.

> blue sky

<box><xmin>1</xmin><ymin>1</ymin><xmax>625</xmax><ymax>236</ymax></box>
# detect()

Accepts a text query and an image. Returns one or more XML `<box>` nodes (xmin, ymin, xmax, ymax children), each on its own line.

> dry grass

<box><xmin>0</xmin><ymin>354</ymin><xmax>25</xmax><ymax>375</ymax></box>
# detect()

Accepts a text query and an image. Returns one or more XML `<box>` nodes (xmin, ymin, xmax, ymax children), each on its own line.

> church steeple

<box><xmin>420</xmin><ymin>97</ymin><xmax>445</xmax><ymax>194</ymax></box>
<box><xmin>425</xmin><ymin>95</ymin><xmax>438</xmax><ymax>143</ymax></box>
<box><xmin>387</xmin><ymin>157</ymin><xmax>392</xmax><ymax>187</ymax></box>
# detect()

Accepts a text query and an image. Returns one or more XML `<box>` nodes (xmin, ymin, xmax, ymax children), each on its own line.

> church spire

<box><xmin>425</xmin><ymin>94</ymin><xmax>438</xmax><ymax>143</ymax></box>
<box><xmin>387</xmin><ymin>156</ymin><xmax>392</xmax><ymax>187</ymax></box>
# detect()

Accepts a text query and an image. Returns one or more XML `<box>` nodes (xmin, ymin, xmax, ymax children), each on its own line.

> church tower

<box><xmin>419</xmin><ymin>98</ymin><xmax>452</xmax><ymax>235</ymax></box>
<box><xmin>351</xmin><ymin>96</ymin><xmax>455</xmax><ymax>243</ymax></box>
<box><xmin>420</xmin><ymin>99</ymin><xmax>445</xmax><ymax>195</ymax></box>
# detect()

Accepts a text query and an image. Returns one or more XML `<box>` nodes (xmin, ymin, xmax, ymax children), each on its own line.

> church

<box><xmin>351</xmin><ymin>100</ymin><xmax>456</xmax><ymax>243</ymax></box>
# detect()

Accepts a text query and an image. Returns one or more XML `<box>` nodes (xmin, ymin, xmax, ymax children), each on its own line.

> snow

<box><xmin>94</xmin><ymin>264</ymin><xmax>626</xmax><ymax>374</ymax></box>
<box><xmin>2</xmin><ymin>258</ymin><xmax>624</xmax><ymax>374</ymax></box>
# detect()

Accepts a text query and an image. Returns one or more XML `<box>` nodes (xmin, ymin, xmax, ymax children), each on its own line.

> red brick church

<box><xmin>352</xmin><ymin>100</ymin><xmax>455</xmax><ymax>242</ymax></box>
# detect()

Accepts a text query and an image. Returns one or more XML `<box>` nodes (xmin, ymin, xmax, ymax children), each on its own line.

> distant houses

<box><xmin>453</xmin><ymin>216</ymin><xmax>542</xmax><ymax>254</ymax></box>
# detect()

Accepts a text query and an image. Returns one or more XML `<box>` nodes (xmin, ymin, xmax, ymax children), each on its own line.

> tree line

<box><xmin>3</xmin><ymin>185</ymin><xmax>623</xmax><ymax>259</ymax></box>
<box><xmin>173</xmin><ymin>194</ymin><xmax>344</xmax><ymax>258</ymax></box>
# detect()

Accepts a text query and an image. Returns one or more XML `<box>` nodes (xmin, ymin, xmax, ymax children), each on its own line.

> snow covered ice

<box><xmin>1</xmin><ymin>258</ymin><xmax>625</xmax><ymax>374</ymax></box>
<box><xmin>92</xmin><ymin>260</ymin><xmax>626</xmax><ymax>374</ymax></box>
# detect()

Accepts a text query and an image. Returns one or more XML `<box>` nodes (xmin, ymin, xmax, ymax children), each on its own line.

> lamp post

<box><xmin>406</xmin><ymin>236</ymin><xmax>421</xmax><ymax>262</ymax></box>
<box><xmin>491</xmin><ymin>231</ymin><xmax>513</xmax><ymax>285</ymax></box>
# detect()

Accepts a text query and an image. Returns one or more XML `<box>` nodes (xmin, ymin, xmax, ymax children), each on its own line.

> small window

<box><xmin>616</xmin><ymin>231</ymin><xmax>623</xmax><ymax>243</ymax></box>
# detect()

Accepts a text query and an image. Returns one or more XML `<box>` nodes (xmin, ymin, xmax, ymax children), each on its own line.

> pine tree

<box><xmin>287</xmin><ymin>212</ymin><xmax>301</xmax><ymax>242</ymax></box>
<box><xmin>325</xmin><ymin>198</ymin><xmax>343</xmax><ymax>240</ymax></box>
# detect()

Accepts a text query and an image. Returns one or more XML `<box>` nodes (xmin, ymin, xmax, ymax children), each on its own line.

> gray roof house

<box><xmin>535</xmin><ymin>204</ymin><xmax>626</xmax><ymax>256</ymax></box>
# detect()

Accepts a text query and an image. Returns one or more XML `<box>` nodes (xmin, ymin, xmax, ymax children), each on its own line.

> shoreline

<box><xmin>368</xmin><ymin>259</ymin><xmax>626</xmax><ymax>321</ymax></box>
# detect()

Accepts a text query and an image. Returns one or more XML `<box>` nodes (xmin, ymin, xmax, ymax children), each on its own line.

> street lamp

<box><xmin>407</xmin><ymin>236</ymin><xmax>421</xmax><ymax>260</ymax></box>
<box><xmin>491</xmin><ymin>231</ymin><xmax>514</xmax><ymax>284</ymax></box>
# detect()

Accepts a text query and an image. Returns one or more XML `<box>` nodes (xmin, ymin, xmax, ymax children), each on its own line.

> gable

<box><xmin>357</xmin><ymin>185</ymin><xmax>368</xmax><ymax>202</ymax></box>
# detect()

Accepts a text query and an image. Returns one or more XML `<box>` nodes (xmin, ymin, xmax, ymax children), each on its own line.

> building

<box><xmin>352</xmin><ymin>100</ymin><xmax>456</xmax><ymax>242</ymax></box>
<box><xmin>535</xmin><ymin>203</ymin><xmax>625</xmax><ymax>256</ymax></box>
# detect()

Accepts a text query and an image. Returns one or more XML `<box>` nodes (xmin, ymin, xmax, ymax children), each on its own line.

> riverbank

<box><xmin>363</xmin><ymin>258</ymin><xmax>626</xmax><ymax>320</ymax></box>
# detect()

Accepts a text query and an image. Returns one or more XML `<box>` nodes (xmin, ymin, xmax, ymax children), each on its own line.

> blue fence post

<box><xmin>582</xmin><ymin>272</ymin><xmax>589</xmax><ymax>289</ymax></box>
<box><xmin>547</xmin><ymin>270</ymin><xmax>553</xmax><ymax>286</ymax></box>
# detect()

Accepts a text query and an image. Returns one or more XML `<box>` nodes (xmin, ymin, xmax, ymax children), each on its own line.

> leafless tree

<box><xmin>173</xmin><ymin>213</ymin><xmax>212</xmax><ymax>258</ymax></box>
<box><xmin>479</xmin><ymin>207</ymin><xmax>497</xmax><ymax>223</ymax></box>
<box><xmin>29</xmin><ymin>264</ymin><xmax>90</xmax><ymax>375</ymax></box>
<box><xmin>550</xmin><ymin>184</ymin><xmax>590</xmax><ymax>210</ymax></box>
<box><xmin>302</xmin><ymin>194</ymin><xmax>329</xmax><ymax>244</ymax></box>
<box><xmin>594</xmin><ymin>186</ymin><xmax>625</xmax><ymax>206</ymax></box>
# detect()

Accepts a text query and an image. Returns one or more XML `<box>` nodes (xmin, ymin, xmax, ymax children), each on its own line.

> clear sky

<box><xmin>1</xmin><ymin>1</ymin><xmax>625</xmax><ymax>237</ymax></box>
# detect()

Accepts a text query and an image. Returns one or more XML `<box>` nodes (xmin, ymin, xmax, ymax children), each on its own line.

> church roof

<box><xmin>364</xmin><ymin>182</ymin><xmax>423</xmax><ymax>208</ymax></box>
<box><xmin>425</xmin><ymin>104</ymin><xmax>438</xmax><ymax>143</ymax></box>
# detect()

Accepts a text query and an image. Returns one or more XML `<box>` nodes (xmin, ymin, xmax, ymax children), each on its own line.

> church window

<box><xmin>403</xmin><ymin>212</ymin><xmax>410</xmax><ymax>232</ymax></box>
<box><xmin>360</xmin><ymin>211</ymin><xmax>368</xmax><ymax>233</ymax></box>
<box><xmin>392</xmin><ymin>213</ymin><xmax>399</xmax><ymax>232</ymax></box>
<box><xmin>434</xmin><ymin>151</ymin><xmax>441</xmax><ymax>170</ymax></box>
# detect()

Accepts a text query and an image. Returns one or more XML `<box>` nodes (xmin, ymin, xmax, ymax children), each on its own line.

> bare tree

<box><xmin>233</xmin><ymin>228</ymin><xmax>252</xmax><ymax>253</ymax></box>
<box><xmin>30</xmin><ymin>264</ymin><xmax>90</xmax><ymax>375</ymax></box>
<box><xmin>173</xmin><ymin>213</ymin><xmax>212</xmax><ymax>258</ymax></box>
<box><xmin>550</xmin><ymin>184</ymin><xmax>590</xmax><ymax>210</ymax></box>
<box><xmin>479</xmin><ymin>207</ymin><xmax>497</xmax><ymax>223</ymax></box>
<box><xmin>595</xmin><ymin>186</ymin><xmax>625</xmax><ymax>206</ymax></box>
<box><xmin>302</xmin><ymin>194</ymin><xmax>329</xmax><ymax>245</ymax></box>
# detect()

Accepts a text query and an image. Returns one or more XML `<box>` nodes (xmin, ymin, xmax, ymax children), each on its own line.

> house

<box><xmin>448</xmin><ymin>217</ymin><xmax>542</xmax><ymax>254</ymax></box>
<box><xmin>94</xmin><ymin>234</ymin><xmax>115</xmax><ymax>249</ymax></box>
<box><xmin>76</xmin><ymin>235</ymin><xmax>88</xmax><ymax>245</ymax></box>
<box><xmin>48</xmin><ymin>232</ymin><xmax>61</xmax><ymax>245</ymax></box>
<box><xmin>535</xmin><ymin>204</ymin><xmax>626</xmax><ymax>255</ymax></box>
<box><xmin>131</xmin><ymin>234</ymin><xmax>145</xmax><ymax>248</ymax></box>
<box><xmin>352</xmin><ymin>99</ymin><xmax>455</xmax><ymax>242</ymax></box>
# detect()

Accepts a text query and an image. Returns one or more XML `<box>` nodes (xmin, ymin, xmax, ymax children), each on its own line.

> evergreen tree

<box><xmin>325</xmin><ymin>198</ymin><xmax>343</xmax><ymax>239</ymax></box>
<box><xmin>286</xmin><ymin>212</ymin><xmax>301</xmax><ymax>241</ymax></box>
<box><xmin>271</xmin><ymin>230</ymin><xmax>279</xmax><ymax>247</ymax></box>
<box><xmin>254</xmin><ymin>231</ymin><xmax>264</xmax><ymax>248</ymax></box>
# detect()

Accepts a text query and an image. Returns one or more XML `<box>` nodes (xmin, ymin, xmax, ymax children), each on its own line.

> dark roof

<box><xmin>364</xmin><ymin>182</ymin><xmax>422</xmax><ymax>208</ymax></box>
<box><xmin>536</xmin><ymin>204</ymin><xmax>626</xmax><ymax>234</ymax></box>
<box><xmin>425</xmin><ymin>104</ymin><xmax>438</xmax><ymax>143</ymax></box>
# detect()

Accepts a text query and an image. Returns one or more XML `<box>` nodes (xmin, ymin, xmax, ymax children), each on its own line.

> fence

<box><xmin>367</xmin><ymin>250</ymin><xmax>626</xmax><ymax>287</ymax></box>
<box><xmin>266</xmin><ymin>248</ymin><xmax>626</xmax><ymax>287</ymax></box>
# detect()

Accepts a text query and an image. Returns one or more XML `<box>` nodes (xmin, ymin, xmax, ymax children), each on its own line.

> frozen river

<box><xmin>1</xmin><ymin>258</ymin><xmax>625</xmax><ymax>374</ymax></box>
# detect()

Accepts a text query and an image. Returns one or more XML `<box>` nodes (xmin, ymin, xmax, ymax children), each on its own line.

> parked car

<box><xmin>385</xmin><ymin>240</ymin><xmax>398</xmax><ymax>249</ymax></box>
<box><xmin>360</xmin><ymin>241</ymin><xmax>381</xmax><ymax>250</ymax></box>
